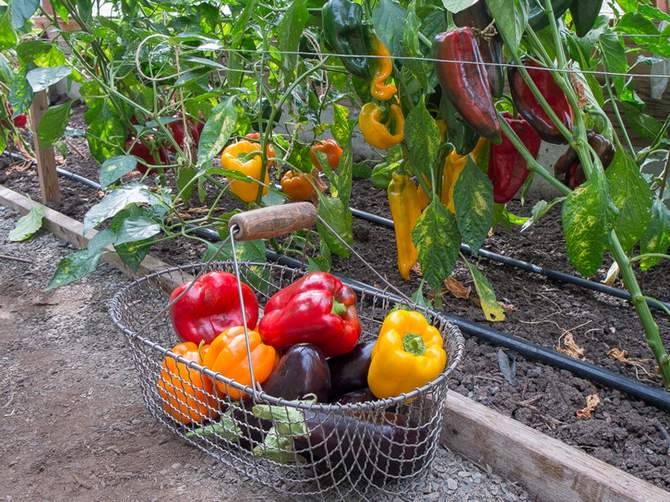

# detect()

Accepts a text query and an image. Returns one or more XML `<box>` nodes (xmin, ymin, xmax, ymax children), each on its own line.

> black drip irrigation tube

<box><xmin>52</xmin><ymin>167</ymin><xmax>670</xmax><ymax>411</ymax></box>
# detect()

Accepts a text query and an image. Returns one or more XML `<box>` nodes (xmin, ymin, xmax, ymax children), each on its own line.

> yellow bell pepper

<box><xmin>370</xmin><ymin>37</ymin><xmax>396</xmax><ymax>101</ymax></box>
<box><xmin>442</xmin><ymin>138</ymin><xmax>486</xmax><ymax>212</ymax></box>
<box><xmin>387</xmin><ymin>174</ymin><xmax>421</xmax><ymax>280</ymax></box>
<box><xmin>358</xmin><ymin>103</ymin><xmax>404</xmax><ymax>150</ymax></box>
<box><xmin>368</xmin><ymin>309</ymin><xmax>447</xmax><ymax>398</ymax></box>
<box><xmin>220</xmin><ymin>140</ymin><xmax>271</xmax><ymax>203</ymax></box>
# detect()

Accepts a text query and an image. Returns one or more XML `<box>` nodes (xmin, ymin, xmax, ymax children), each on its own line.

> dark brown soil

<box><xmin>2</xmin><ymin>105</ymin><xmax>669</xmax><ymax>491</ymax></box>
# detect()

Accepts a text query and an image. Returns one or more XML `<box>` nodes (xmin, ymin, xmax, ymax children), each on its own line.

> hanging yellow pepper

<box><xmin>367</xmin><ymin>309</ymin><xmax>447</xmax><ymax>398</ymax></box>
<box><xmin>358</xmin><ymin>103</ymin><xmax>404</xmax><ymax>149</ymax></box>
<box><xmin>441</xmin><ymin>138</ymin><xmax>486</xmax><ymax>212</ymax></box>
<box><xmin>220</xmin><ymin>140</ymin><xmax>272</xmax><ymax>203</ymax></box>
<box><xmin>370</xmin><ymin>37</ymin><xmax>396</xmax><ymax>101</ymax></box>
<box><xmin>387</xmin><ymin>173</ymin><xmax>421</xmax><ymax>280</ymax></box>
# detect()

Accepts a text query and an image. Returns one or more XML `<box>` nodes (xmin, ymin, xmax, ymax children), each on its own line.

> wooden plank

<box><xmin>442</xmin><ymin>391</ymin><xmax>670</xmax><ymax>502</ymax></box>
<box><xmin>29</xmin><ymin>90</ymin><xmax>61</xmax><ymax>204</ymax></box>
<box><xmin>2</xmin><ymin>184</ymin><xmax>669</xmax><ymax>502</ymax></box>
<box><xmin>0</xmin><ymin>185</ymin><xmax>184</xmax><ymax>291</ymax></box>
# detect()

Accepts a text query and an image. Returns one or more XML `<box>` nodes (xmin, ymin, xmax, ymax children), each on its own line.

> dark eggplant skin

<box><xmin>334</xmin><ymin>388</ymin><xmax>376</xmax><ymax>404</ymax></box>
<box><xmin>263</xmin><ymin>344</ymin><xmax>331</xmax><ymax>403</ymax></box>
<box><xmin>294</xmin><ymin>411</ymin><xmax>431</xmax><ymax>481</ymax></box>
<box><xmin>453</xmin><ymin>0</ymin><xmax>505</xmax><ymax>98</ymax></box>
<box><xmin>328</xmin><ymin>340</ymin><xmax>375</xmax><ymax>398</ymax></box>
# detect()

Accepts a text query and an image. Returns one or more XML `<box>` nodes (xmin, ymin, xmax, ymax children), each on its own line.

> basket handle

<box><xmin>229</xmin><ymin>202</ymin><xmax>317</xmax><ymax>241</ymax></box>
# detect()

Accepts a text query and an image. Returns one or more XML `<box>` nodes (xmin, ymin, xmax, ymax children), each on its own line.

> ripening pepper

<box><xmin>310</xmin><ymin>138</ymin><xmax>343</xmax><ymax>170</ymax></box>
<box><xmin>169</xmin><ymin>271</ymin><xmax>260</xmax><ymax>345</ymax></box>
<box><xmin>203</xmin><ymin>326</ymin><xmax>278</xmax><ymax>400</ymax></box>
<box><xmin>488</xmin><ymin>113</ymin><xmax>541</xmax><ymax>203</ymax></box>
<box><xmin>528</xmin><ymin>0</ymin><xmax>573</xmax><ymax>30</ymax></box>
<box><xmin>434</xmin><ymin>28</ymin><xmax>501</xmax><ymax>143</ymax></box>
<box><xmin>367</xmin><ymin>309</ymin><xmax>447</xmax><ymax>399</ymax></box>
<box><xmin>570</xmin><ymin>0</ymin><xmax>603</xmax><ymax>37</ymax></box>
<box><xmin>441</xmin><ymin>138</ymin><xmax>486</xmax><ymax>212</ymax></box>
<box><xmin>126</xmin><ymin>137</ymin><xmax>169</xmax><ymax>173</ymax></box>
<box><xmin>258</xmin><ymin>272</ymin><xmax>361</xmax><ymax>357</ymax></box>
<box><xmin>358</xmin><ymin>102</ymin><xmax>404</xmax><ymax>149</ymax></box>
<box><xmin>157</xmin><ymin>341</ymin><xmax>218</xmax><ymax>425</ymax></box>
<box><xmin>508</xmin><ymin>57</ymin><xmax>573</xmax><ymax>144</ymax></box>
<box><xmin>370</xmin><ymin>37</ymin><xmax>397</xmax><ymax>101</ymax></box>
<box><xmin>453</xmin><ymin>0</ymin><xmax>505</xmax><ymax>98</ymax></box>
<box><xmin>322</xmin><ymin>0</ymin><xmax>373</xmax><ymax>78</ymax></box>
<box><xmin>553</xmin><ymin>132</ymin><xmax>614</xmax><ymax>188</ymax></box>
<box><xmin>388</xmin><ymin>174</ymin><xmax>421</xmax><ymax>280</ymax></box>
<box><xmin>280</xmin><ymin>170</ymin><xmax>326</xmax><ymax>202</ymax></box>
<box><xmin>220</xmin><ymin>140</ymin><xmax>271</xmax><ymax>203</ymax></box>
<box><xmin>167</xmin><ymin>115</ymin><xmax>203</xmax><ymax>150</ymax></box>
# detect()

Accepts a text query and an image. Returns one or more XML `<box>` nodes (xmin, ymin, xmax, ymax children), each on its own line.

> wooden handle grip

<box><xmin>229</xmin><ymin>202</ymin><xmax>317</xmax><ymax>241</ymax></box>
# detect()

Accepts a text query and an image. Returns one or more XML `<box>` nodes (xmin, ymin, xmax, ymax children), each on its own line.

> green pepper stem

<box><xmin>331</xmin><ymin>299</ymin><xmax>347</xmax><ymax>316</ymax></box>
<box><xmin>402</xmin><ymin>333</ymin><xmax>426</xmax><ymax>356</ymax></box>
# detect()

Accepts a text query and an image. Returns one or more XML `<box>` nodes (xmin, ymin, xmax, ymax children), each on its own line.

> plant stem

<box><xmin>603</xmin><ymin>72</ymin><xmax>635</xmax><ymax>157</ymax></box>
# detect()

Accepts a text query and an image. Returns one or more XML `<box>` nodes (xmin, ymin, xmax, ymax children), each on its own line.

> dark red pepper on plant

<box><xmin>126</xmin><ymin>137</ymin><xmax>169</xmax><ymax>173</ymax></box>
<box><xmin>553</xmin><ymin>132</ymin><xmax>614</xmax><ymax>189</ymax></box>
<box><xmin>434</xmin><ymin>27</ymin><xmax>501</xmax><ymax>143</ymax></box>
<box><xmin>169</xmin><ymin>271</ymin><xmax>260</xmax><ymax>345</ymax></box>
<box><xmin>13</xmin><ymin>113</ymin><xmax>27</xmax><ymax>129</ymax></box>
<box><xmin>508</xmin><ymin>57</ymin><xmax>573</xmax><ymax>144</ymax></box>
<box><xmin>258</xmin><ymin>272</ymin><xmax>361</xmax><ymax>357</ymax></box>
<box><xmin>488</xmin><ymin>113</ymin><xmax>541</xmax><ymax>203</ymax></box>
<box><xmin>453</xmin><ymin>1</ymin><xmax>505</xmax><ymax>98</ymax></box>
<box><xmin>167</xmin><ymin>116</ymin><xmax>203</xmax><ymax>150</ymax></box>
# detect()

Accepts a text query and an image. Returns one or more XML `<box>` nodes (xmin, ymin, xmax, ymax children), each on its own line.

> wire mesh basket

<box><xmin>108</xmin><ymin>205</ymin><xmax>465</xmax><ymax>500</ymax></box>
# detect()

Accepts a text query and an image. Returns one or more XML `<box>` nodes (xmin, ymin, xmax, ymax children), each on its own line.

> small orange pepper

<box><xmin>281</xmin><ymin>170</ymin><xmax>325</xmax><ymax>202</ymax></box>
<box><xmin>310</xmin><ymin>139</ymin><xmax>343</xmax><ymax>170</ymax></box>
<box><xmin>203</xmin><ymin>326</ymin><xmax>278</xmax><ymax>400</ymax></box>
<box><xmin>370</xmin><ymin>37</ymin><xmax>397</xmax><ymax>101</ymax></box>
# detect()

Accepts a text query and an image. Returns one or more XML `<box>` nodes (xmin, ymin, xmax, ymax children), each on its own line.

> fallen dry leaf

<box><xmin>556</xmin><ymin>332</ymin><xmax>585</xmax><ymax>360</ymax></box>
<box><xmin>576</xmin><ymin>393</ymin><xmax>601</xmax><ymax>419</ymax></box>
<box><xmin>445</xmin><ymin>276</ymin><xmax>471</xmax><ymax>300</ymax></box>
<box><xmin>608</xmin><ymin>347</ymin><xmax>652</xmax><ymax>378</ymax></box>
<box><xmin>411</xmin><ymin>262</ymin><xmax>422</xmax><ymax>277</ymax></box>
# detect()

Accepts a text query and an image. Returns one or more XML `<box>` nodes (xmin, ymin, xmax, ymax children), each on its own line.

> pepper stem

<box><xmin>402</xmin><ymin>333</ymin><xmax>426</xmax><ymax>356</ymax></box>
<box><xmin>331</xmin><ymin>299</ymin><xmax>347</xmax><ymax>316</ymax></box>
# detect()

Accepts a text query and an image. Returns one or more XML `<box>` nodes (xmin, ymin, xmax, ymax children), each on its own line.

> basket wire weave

<box><xmin>109</xmin><ymin>260</ymin><xmax>464</xmax><ymax>500</ymax></box>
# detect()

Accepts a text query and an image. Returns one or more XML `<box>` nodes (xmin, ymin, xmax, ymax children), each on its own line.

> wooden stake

<box><xmin>29</xmin><ymin>90</ymin><xmax>61</xmax><ymax>204</ymax></box>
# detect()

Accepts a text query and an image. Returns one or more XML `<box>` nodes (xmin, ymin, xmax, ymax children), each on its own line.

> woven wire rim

<box><xmin>109</xmin><ymin>261</ymin><xmax>465</xmax><ymax>412</ymax></box>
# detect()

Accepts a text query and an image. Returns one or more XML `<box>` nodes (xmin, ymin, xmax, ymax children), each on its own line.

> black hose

<box><xmin>352</xmin><ymin>207</ymin><xmax>670</xmax><ymax>313</ymax></box>
<box><xmin>51</xmin><ymin>168</ymin><xmax>670</xmax><ymax>410</ymax></box>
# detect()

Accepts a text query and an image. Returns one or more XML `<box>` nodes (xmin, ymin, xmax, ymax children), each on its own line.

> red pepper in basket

<box><xmin>170</xmin><ymin>271</ymin><xmax>260</xmax><ymax>345</ymax></box>
<box><xmin>258</xmin><ymin>272</ymin><xmax>361</xmax><ymax>357</ymax></box>
<box><xmin>508</xmin><ymin>57</ymin><xmax>573</xmax><ymax>144</ymax></box>
<box><xmin>488</xmin><ymin>113</ymin><xmax>541</xmax><ymax>203</ymax></box>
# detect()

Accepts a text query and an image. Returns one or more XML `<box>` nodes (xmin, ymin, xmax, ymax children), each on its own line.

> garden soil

<box><xmin>1</xmin><ymin>106</ymin><xmax>669</xmax><ymax>492</ymax></box>
<box><xmin>0</xmin><ymin>206</ymin><xmax>528</xmax><ymax>501</ymax></box>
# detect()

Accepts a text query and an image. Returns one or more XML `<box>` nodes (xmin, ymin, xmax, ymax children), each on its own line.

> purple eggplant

<box><xmin>334</xmin><ymin>388</ymin><xmax>376</xmax><ymax>404</ymax></box>
<box><xmin>264</xmin><ymin>344</ymin><xmax>331</xmax><ymax>402</ymax></box>
<box><xmin>328</xmin><ymin>340</ymin><xmax>375</xmax><ymax>398</ymax></box>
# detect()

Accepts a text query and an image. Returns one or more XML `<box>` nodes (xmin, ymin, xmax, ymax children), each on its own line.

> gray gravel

<box><xmin>0</xmin><ymin>205</ymin><xmax>528</xmax><ymax>501</ymax></box>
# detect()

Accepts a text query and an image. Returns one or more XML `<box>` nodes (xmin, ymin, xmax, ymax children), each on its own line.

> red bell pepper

<box><xmin>126</xmin><ymin>137</ymin><xmax>169</xmax><ymax>173</ymax></box>
<box><xmin>169</xmin><ymin>271</ymin><xmax>260</xmax><ymax>345</ymax></box>
<box><xmin>258</xmin><ymin>272</ymin><xmax>361</xmax><ymax>357</ymax></box>
<box><xmin>488</xmin><ymin>113</ymin><xmax>541</xmax><ymax>203</ymax></box>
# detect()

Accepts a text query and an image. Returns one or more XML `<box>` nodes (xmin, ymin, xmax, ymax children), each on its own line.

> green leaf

<box><xmin>454</xmin><ymin>158</ymin><xmax>494</xmax><ymax>252</ymax></box>
<box><xmin>606</xmin><ymin>150</ymin><xmax>652</xmax><ymax>253</ymax></box>
<box><xmin>46</xmin><ymin>250</ymin><xmax>102</xmax><ymax>290</ymax></box>
<box><xmin>9</xmin><ymin>70</ymin><xmax>33</xmax><ymax>115</ymax></box>
<box><xmin>640</xmin><ymin>199</ymin><xmax>670</xmax><ymax>271</ymax></box>
<box><xmin>0</xmin><ymin>10</ymin><xmax>18</xmax><ymax>50</ymax></box>
<box><xmin>402</xmin><ymin>2</ymin><xmax>428</xmax><ymax>91</ymax></box>
<box><xmin>599</xmin><ymin>32</ymin><xmax>626</xmax><ymax>95</ymax></box>
<box><xmin>26</xmin><ymin>66</ymin><xmax>71</xmax><ymax>92</ymax></box>
<box><xmin>114</xmin><ymin>240</ymin><xmax>149</xmax><ymax>272</ymax></box>
<box><xmin>372</xmin><ymin>0</ymin><xmax>406</xmax><ymax>56</ymax></box>
<box><xmin>317</xmin><ymin>195</ymin><xmax>352</xmax><ymax>257</ymax></box>
<box><xmin>83</xmin><ymin>184</ymin><xmax>163</xmax><ymax>233</ymax></box>
<box><xmin>442</xmin><ymin>0</ymin><xmax>479</xmax><ymax>13</ymax></box>
<box><xmin>11</xmin><ymin>0</ymin><xmax>40</xmax><ymax>29</ymax></box>
<box><xmin>100</xmin><ymin>155</ymin><xmax>138</xmax><ymax>188</ymax></box>
<box><xmin>81</xmin><ymin>82</ymin><xmax>125</xmax><ymax>162</ymax></box>
<box><xmin>561</xmin><ymin>179</ymin><xmax>611</xmax><ymax>277</ymax></box>
<box><xmin>405</xmin><ymin>98</ymin><xmax>441</xmax><ymax>182</ymax></box>
<box><xmin>485</xmin><ymin>0</ymin><xmax>527</xmax><ymax>50</ymax></box>
<box><xmin>371</xmin><ymin>160</ymin><xmax>400</xmax><ymax>189</ymax></box>
<box><xmin>37</xmin><ymin>100</ymin><xmax>73</xmax><ymax>148</ymax></box>
<box><xmin>277</xmin><ymin>0</ymin><xmax>309</xmax><ymax>75</ymax></box>
<box><xmin>464</xmin><ymin>259</ymin><xmax>506</xmax><ymax>322</ymax></box>
<box><xmin>87</xmin><ymin>228</ymin><xmax>116</xmax><ymax>255</ymax></box>
<box><xmin>8</xmin><ymin>206</ymin><xmax>44</xmax><ymax>241</ymax></box>
<box><xmin>197</xmin><ymin>96</ymin><xmax>238</xmax><ymax>168</ymax></box>
<box><xmin>330</xmin><ymin>104</ymin><xmax>352</xmax><ymax>148</ymax></box>
<box><xmin>412</xmin><ymin>200</ymin><xmax>460</xmax><ymax>298</ymax></box>
<box><xmin>115</xmin><ymin>216</ymin><xmax>161</xmax><ymax>245</ymax></box>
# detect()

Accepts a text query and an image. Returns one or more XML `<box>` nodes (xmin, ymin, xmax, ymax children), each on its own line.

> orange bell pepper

<box><xmin>310</xmin><ymin>139</ymin><xmax>343</xmax><ymax>170</ymax></box>
<box><xmin>157</xmin><ymin>341</ymin><xmax>218</xmax><ymax>425</ymax></box>
<box><xmin>281</xmin><ymin>170</ymin><xmax>326</xmax><ymax>202</ymax></box>
<box><xmin>203</xmin><ymin>326</ymin><xmax>278</xmax><ymax>400</ymax></box>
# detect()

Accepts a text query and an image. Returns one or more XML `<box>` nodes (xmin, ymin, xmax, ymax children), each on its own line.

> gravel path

<box><xmin>0</xmin><ymin>206</ymin><xmax>528</xmax><ymax>501</ymax></box>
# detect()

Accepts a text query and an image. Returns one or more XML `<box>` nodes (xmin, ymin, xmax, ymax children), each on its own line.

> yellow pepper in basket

<box><xmin>367</xmin><ymin>310</ymin><xmax>447</xmax><ymax>398</ymax></box>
